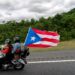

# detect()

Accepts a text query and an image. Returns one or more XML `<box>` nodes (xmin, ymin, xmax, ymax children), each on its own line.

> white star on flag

<box><xmin>31</xmin><ymin>36</ymin><xmax>36</xmax><ymax>41</ymax></box>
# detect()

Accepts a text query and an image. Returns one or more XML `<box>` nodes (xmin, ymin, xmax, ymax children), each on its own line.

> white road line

<box><xmin>28</xmin><ymin>59</ymin><xmax>75</xmax><ymax>64</ymax></box>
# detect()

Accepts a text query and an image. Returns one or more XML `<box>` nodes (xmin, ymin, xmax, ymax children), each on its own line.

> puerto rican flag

<box><xmin>24</xmin><ymin>27</ymin><xmax>60</xmax><ymax>48</ymax></box>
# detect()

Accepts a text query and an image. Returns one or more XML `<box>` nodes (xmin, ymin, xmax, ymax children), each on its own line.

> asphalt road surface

<box><xmin>27</xmin><ymin>49</ymin><xmax>75</xmax><ymax>61</ymax></box>
<box><xmin>0</xmin><ymin>50</ymin><xmax>75</xmax><ymax>75</ymax></box>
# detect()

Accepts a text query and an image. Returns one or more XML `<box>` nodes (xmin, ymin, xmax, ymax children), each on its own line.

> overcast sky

<box><xmin>0</xmin><ymin>0</ymin><xmax>75</xmax><ymax>22</ymax></box>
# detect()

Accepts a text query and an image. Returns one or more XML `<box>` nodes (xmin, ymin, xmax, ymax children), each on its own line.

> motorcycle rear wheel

<box><xmin>1</xmin><ymin>64</ymin><xmax>9</xmax><ymax>71</ymax></box>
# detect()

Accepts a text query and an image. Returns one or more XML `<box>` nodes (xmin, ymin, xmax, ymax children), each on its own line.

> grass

<box><xmin>29</xmin><ymin>40</ymin><xmax>75</xmax><ymax>52</ymax></box>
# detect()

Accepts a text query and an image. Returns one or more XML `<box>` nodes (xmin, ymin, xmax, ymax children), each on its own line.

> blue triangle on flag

<box><xmin>24</xmin><ymin>28</ymin><xmax>41</xmax><ymax>46</ymax></box>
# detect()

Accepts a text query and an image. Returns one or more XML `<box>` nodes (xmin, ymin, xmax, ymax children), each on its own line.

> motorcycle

<box><xmin>0</xmin><ymin>47</ymin><xmax>30</xmax><ymax>71</ymax></box>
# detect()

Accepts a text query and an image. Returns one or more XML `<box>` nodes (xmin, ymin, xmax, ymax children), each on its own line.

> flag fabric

<box><xmin>24</xmin><ymin>27</ymin><xmax>60</xmax><ymax>48</ymax></box>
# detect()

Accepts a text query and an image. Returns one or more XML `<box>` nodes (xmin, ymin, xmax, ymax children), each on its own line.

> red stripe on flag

<box><xmin>32</xmin><ymin>28</ymin><xmax>59</xmax><ymax>36</ymax></box>
<box><xmin>42</xmin><ymin>38</ymin><xmax>59</xmax><ymax>43</ymax></box>
<box><xmin>28</xmin><ymin>44</ymin><xmax>51</xmax><ymax>48</ymax></box>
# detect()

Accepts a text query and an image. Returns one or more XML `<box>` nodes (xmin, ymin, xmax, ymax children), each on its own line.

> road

<box><xmin>27</xmin><ymin>49</ymin><xmax>75</xmax><ymax>61</ymax></box>
<box><xmin>0</xmin><ymin>50</ymin><xmax>75</xmax><ymax>75</ymax></box>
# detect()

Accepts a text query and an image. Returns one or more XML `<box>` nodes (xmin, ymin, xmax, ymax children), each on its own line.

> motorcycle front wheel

<box><xmin>14</xmin><ymin>63</ymin><xmax>25</xmax><ymax>70</ymax></box>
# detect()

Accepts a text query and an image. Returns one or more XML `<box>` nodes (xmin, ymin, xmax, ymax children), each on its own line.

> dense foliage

<box><xmin>0</xmin><ymin>8</ymin><xmax>75</xmax><ymax>44</ymax></box>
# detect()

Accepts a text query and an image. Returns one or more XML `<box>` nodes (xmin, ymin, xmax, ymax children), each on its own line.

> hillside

<box><xmin>0</xmin><ymin>8</ymin><xmax>75</xmax><ymax>44</ymax></box>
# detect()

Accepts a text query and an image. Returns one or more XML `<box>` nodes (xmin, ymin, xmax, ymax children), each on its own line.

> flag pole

<box><xmin>24</xmin><ymin>27</ymin><xmax>31</xmax><ymax>46</ymax></box>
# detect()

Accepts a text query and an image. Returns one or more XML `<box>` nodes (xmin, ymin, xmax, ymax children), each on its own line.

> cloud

<box><xmin>0</xmin><ymin>0</ymin><xmax>75</xmax><ymax>23</ymax></box>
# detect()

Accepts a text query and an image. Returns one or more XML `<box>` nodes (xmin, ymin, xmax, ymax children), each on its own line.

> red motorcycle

<box><xmin>0</xmin><ymin>47</ymin><xmax>30</xmax><ymax>71</ymax></box>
